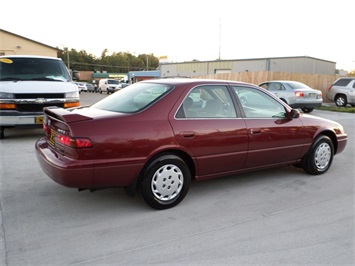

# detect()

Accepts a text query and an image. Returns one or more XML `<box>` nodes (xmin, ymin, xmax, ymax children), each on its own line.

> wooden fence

<box><xmin>193</xmin><ymin>71</ymin><xmax>340</xmax><ymax>102</ymax></box>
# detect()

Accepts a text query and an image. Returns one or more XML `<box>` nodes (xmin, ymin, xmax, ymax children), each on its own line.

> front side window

<box><xmin>0</xmin><ymin>57</ymin><xmax>71</xmax><ymax>82</ymax></box>
<box><xmin>233</xmin><ymin>86</ymin><xmax>286</xmax><ymax>118</ymax></box>
<box><xmin>92</xmin><ymin>82</ymin><xmax>173</xmax><ymax>113</ymax></box>
<box><xmin>177</xmin><ymin>85</ymin><xmax>236</xmax><ymax>118</ymax></box>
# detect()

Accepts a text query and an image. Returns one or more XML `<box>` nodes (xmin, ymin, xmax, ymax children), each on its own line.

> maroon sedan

<box><xmin>35</xmin><ymin>79</ymin><xmax>347</xmax><ymax>209</ymax></box>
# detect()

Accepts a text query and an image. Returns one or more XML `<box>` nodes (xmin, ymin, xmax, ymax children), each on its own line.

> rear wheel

<box><xmin>301</xmin><ymin>107</ymin><xmax>314</xmax><ymax>113</ymax></box>
<box><xmin>302</xmin><ymin>135</ymin><xmax>334</xmax><ymax>175</ymax></box>
<box><xmin>141</xmin><ymin>154</ymin><xmax>191</xmax><ymax>210</ymax></box>
<box><xmin>335</xmin><ymin>94</ymin><xmax>347</xmax><ymax>107</ymax></box>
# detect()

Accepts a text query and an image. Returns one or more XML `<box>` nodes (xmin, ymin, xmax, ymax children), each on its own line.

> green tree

<box><xmin>58</xmin><ymin>47</ymin><xmax>159</xmax><ymax>73</ymax></box>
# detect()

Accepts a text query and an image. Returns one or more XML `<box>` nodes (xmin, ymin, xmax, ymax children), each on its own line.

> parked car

<box><xmin>258</xmin><ymin>80</ymin><xmax>323</xmax><ymax>113</ymax></box>
<box><xmin>35</xmin><ymin>78</ymin><xmax>347</xmax><ymax>210</ymax></box>
<box><xmin>114</xmin><ymin>83</ymin><xmax>130</xmax><ymax>92</ymax></box>
<box><xmin>85</xmin><ymin>83</ymin><xmax>95</xmax><ymax>93</ymax></box>
<box><xmin>327</xmin><ymin>77</ymin><xmax>355</xmax><ymax>107</ymax></box>
<box><xmin>75</xmin><ymin>82</ymin><xmax>87</xmax><ymax>93</ymax></box>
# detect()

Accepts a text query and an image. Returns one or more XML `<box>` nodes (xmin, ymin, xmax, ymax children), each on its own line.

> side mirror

<box><xmin>290</xmin><ymin>109</ymin><xmax>300</xmax><ymax>119</ymax></box>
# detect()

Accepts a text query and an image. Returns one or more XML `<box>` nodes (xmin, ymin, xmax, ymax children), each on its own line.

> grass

<box><xmin>316</xmin><ymin>105</ymin><xmax>355</xmax><ymax>113</ymax></box>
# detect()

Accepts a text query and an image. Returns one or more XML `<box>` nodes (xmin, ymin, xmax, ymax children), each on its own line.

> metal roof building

<box><xmin>159</xmin><ymin>56</ymin><xmax>336</xmax><ymax>78</ymax></box>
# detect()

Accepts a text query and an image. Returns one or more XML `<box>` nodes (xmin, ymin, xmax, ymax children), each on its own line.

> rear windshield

<box><xmin>91</xmin><ymin>82</ymin><xmax>174</xmax><ymax>113</ymax></box>
<box><xmin>0</xmin><ymin>57</ymin><xmax>71</xmax><ymax>82</ymax></box>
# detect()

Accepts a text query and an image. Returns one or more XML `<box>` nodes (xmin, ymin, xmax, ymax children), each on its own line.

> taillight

<box><xmin>56</xmin><ymin>133</ymin><xmax>93</xmax><ymax>148</ymax></box>
<box><xmin>295</xmin><ymin>91</ymin><xmax>304</xmax><ymax>97</ymax></box>
<box><xmin>328</xmin><ymin>85</ymin><xmax>333</xmax><ymax>91</ymax></box>
<box><xmin>43</xmin><ymin>123</ymin><xmax>51</xmax><ymax>136</ymax></box>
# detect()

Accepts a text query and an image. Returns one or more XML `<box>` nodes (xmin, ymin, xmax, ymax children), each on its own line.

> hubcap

<box><xmin>336</xmin><ymin>97</ymin><xmax>345</xmax><ymax>106</ymax></box>
<box><xmin>151</xmin><ymin>164</ymin><xmax>183</xmax><ymax>201</ymax></box>
<box><xmin>314</xmin><ymin>143</ymin><xmax>331</xmax><ymax>170</ymax></box>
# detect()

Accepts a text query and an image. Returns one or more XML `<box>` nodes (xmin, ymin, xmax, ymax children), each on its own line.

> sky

<box><xmin>1</xmin><ymin>0</ymin><xmax>354</xmax><ymax>71</ymax></box>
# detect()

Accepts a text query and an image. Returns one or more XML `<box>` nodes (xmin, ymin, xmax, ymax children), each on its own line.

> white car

<box><xmin>75</xmin><ymin>82</ymin><xmax>87</xmax><ymax>93</ymax></box>
<box><xmin>259</xmin><ymin>80</ymin><xmax>323</xmax><ymax>113</ymax></box>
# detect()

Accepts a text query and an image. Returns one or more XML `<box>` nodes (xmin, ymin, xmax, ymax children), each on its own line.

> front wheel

<box><xmin>141</xmin><ymin>154</ymin><xmax>191</xmax><ymax>210</ymax></box>
<box><xmin>302</xmin><ymin>135</ymin><xmax>334</xmax><ymax>175</ymax></box>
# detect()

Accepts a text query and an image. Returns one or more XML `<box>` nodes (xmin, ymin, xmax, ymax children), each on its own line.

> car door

<box><xmin>170</xmin><ymin>85</ymin><xmax>248</xmax><ymax>179</ymax></box>
<box><xmin>232</xmin><ymin>86</ymin><xmax>307</xmax><ymax>169</ymax></box>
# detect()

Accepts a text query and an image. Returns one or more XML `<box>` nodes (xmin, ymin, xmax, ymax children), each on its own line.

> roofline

<box><xmin>0</xmin><ymin>28</ymin><xmax>61</xmax><ymax>52</ymax></box>
<box><xmin>160</xmin><ymin>56</ymin><xmax>336</xmax><ymax>65</ymax></box>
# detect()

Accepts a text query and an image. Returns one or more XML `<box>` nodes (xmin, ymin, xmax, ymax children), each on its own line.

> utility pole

<box><xmin>218</xmin><ymin>17</ymin><xmax>222</xmax><ymax>60</ymax></box>
<box><xmin>67</xmin><ymin>47</ymin><xmax>70</xmax><ymax>70</ymax></box>
<box><xmin>146</xmin><ymin>54</ymin><xmax>149</xmax><ymax>71</ymax></box>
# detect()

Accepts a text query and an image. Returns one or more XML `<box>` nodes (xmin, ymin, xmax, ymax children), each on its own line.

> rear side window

<box><xmin>333</xmin><ymin>78</ymin><xmax>353</xmax><ymax>87</ymax></box>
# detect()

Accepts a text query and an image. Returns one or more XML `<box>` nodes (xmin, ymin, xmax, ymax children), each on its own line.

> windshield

<box><xmin>0</xmin><ymin>57</ymin><xmax>72</xmax><ymax>82</ymax></box>
<box><xmin>92</xmin><ymin>82</ymin><xmax>174</xmax><ymax>113</ymax></box>
<box><xmin>108</xmin><ymin>79</ymin><xmax>119</xmax><ymax>85</ymax></box>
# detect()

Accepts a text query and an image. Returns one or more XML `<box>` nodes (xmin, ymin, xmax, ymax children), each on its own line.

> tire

<box><xmin>302</xmin><ymin>135</ymin><xmax>334</xmax><ymax>175</ymax></box>
<box><xmin>335</xmin><ymin>95</ymin><xmax>347</xmax><ymax>107</ymax></box>
<box><xmin>301</xmin><ymin>107</ymin><xmax>314</xmax><ymax>113</ymax></box>
<box><xmin>0</xmin><ymin>127</ymin><xmax>4</xmax><ymax>139</ymax></box>
<box><xmin>141</xmin><ymin>154</ymin><xmax>191</xmax><ymax>210</ymax></box>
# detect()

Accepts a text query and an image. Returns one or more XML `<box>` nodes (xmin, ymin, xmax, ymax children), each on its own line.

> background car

<box><xmin>75</xmin><ymin>82</ymin><xmax>87</xmax><ymax>93</ymax></box>
<box><xmin>259</xmin><ymin>80</ymin><xmax>323</xmax><ymax>113</ymax></box>
<box><xmin>35</xmin><ymin>78</ymin><xmax>347</xmax><ymax>210</ymax></box>
<box><xmin>327</xmin><ymin>77</ymin><xmax>355</xmax><ymax>107</ymax></box>
<box><xmin>85</xmin><ymin>83</ymin><xmax>95</xmax><ymax>92</ymax></box>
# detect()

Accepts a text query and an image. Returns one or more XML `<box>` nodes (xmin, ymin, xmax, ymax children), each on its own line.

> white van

<box><xmin>0</xmin><ymin>55</ymin><xmax>80</xmax><ymax>139</ymax></box>
<box><xmin>98</xmin><ymin>78</ymin><xmax>120</xmax><ymax>94</ymax></box>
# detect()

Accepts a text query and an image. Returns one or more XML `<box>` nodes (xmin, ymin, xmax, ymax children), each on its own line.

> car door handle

<box><xmin>181</xmin><ymin>131</ymin><xmax>195</xmax><ymax>138</ymax></box>
<box><xmin>250</xmin><ymin>128</ymin><xmax>262</xmax><ymax>134</ymax></box>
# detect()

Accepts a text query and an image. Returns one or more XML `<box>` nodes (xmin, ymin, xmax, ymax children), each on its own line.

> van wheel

<box><xmin>0</xmin><ymin>127</ymin><xmax>4</xmax><ymax>139</ymax></box>
<box><xmin>141</xmin><ymin>154</ymin><xmax>191</xmax><ymax>210</ymax></box>
<box><xmin>335</xmin><ymin>95</ymin><xmax>347</xmax><ymax>107</ymax></box>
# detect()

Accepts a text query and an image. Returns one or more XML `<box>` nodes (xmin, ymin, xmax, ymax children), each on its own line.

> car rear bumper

<box><xmin>35</xmin><ymin>137</ymin><xmax>95</xmax><ymax>188</ymax></box>
<box><xmin>289</xmin><ymin>102</ymin><xmax>322</xmax><ymax>109</ymax></box>
<box><xmin>35</xmin><ymin>137</ymin><xmax>142</xmax><ymax>189</ymax></box>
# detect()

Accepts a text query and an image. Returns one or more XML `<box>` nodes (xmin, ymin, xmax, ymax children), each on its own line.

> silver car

<box><xmin>327</xmin><ymin>77</ymin><xmax>355</xmax><ymax>107</ymax></box>
<box><xmin>259</xmin><ymin>80</ymin><xmax>323</xmax><ymax>113</ymax></box>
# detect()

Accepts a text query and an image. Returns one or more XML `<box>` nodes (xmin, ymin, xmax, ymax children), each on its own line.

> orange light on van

<box><xmin>64</xmin><ymin>102</ymin><xmax>80</xmax><ymax>108</ymax></box>
<box><xmin>0</xmin><ymin>103</ymin><xmax>16</xmax><ymax>109</ymax></box>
